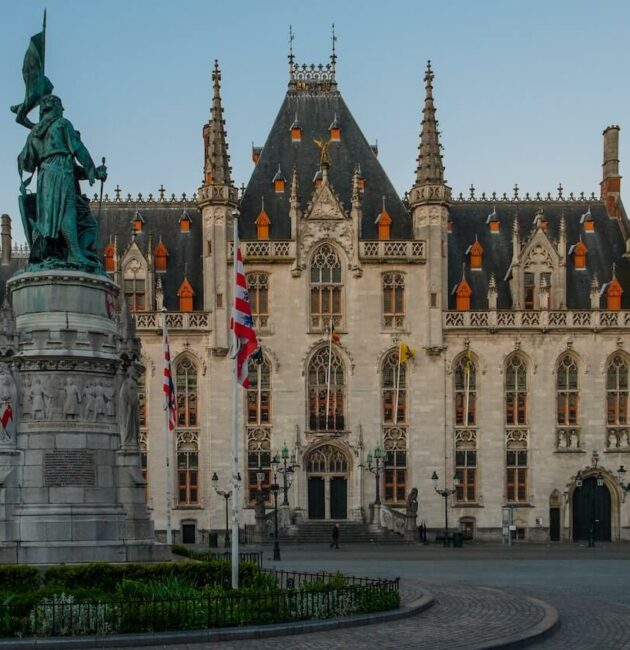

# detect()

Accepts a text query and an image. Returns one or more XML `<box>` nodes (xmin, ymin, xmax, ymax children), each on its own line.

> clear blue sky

<box><xmin>2</xmin><ymin>0</ymin><xmax>629</xmax><ymax>241</ymax></box>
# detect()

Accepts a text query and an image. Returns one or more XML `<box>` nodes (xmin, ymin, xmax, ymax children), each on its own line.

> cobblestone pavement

<box><xmin>101</xmin><ymin>544</ymin><xmax>630</xmax><ymax>649</ymax></box>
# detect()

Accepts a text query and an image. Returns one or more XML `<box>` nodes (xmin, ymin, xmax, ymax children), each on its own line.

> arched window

<box><xmin>384</xmin><ymin>427</ymin><xmax>407</xmax><ymax>503</ymax></box>
<box><xmin>382</xmin><ymin>349</ymin><xmax>406</xmax><ymax>424</ymax></box>
<box><xmin>454</xmin><ymin>353</ymin><xmax>476</xmax><ymax>426</ymax></box>
<box><xmin>177</xmin><ymin>431</ymin><xmax>199</xmax><ymax>505</ymax></box>
<box><xmin>305</xmin><ymin>445</ymin><xmax>348</xmax><ymax>473</ymax></box>
<box><xmin>247</xmin><ymin>428</ymin><xmax>271</xmax><ymax>502</ymax></box>
<box><xmin>247</xmin><ymin>355</ymin><xmax>271</xmax><ymax>425</ymax></box>
<box><xmin>123</xmin><ymin>259</ymin><xmax>146</xmax><ymax>312</ymax></box>
<box><xmin>505</xmin><ymin>355</ymin><xmax>527</xmax><ymax>426</ymax></box>
<box><xmin>247</xmin><ymin>272</ymin><xmax>269</xmax><ymax>329</ymax></box>
<box><xmin>308</xmin><ymin>347</ymin><xmax>345</xmax><ymax>432</ymax></box>
<box><xmin>383</xmin><ymin>273</ymin><xmax>405</xmax><ymax>328</ymax></box>
<box><xmin>176</xmin><ymin>357</ymin><xmax>198</xmax><ymax>427</ymax></box>
<box><xmin>310</xmin><ymin>244</ymin><xmax>343</xmax><ymax>331</ymax></box>
<box><xmin>607</xmin><ymin>354</ymin><xmax>628</xmax><ymax>425</ymax></box>
<box><xmin>556</xmin><ymin>355</ymin><xmax>578</xmax><ymax>425</ymax></box>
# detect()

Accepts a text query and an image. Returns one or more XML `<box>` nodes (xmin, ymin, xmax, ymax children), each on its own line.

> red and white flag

<box><xmin>0</xmin><ymin>403</ymin><xmax>13</xmax><ymax>440</ymax></box>
<box><xmin>163</xmin><ymin>324</ymin><xmax>177</xmax><ymax>431</ymax></box>
<box><xmin>231</xmin><ymin>232</ymin><xmax>259</xmax><ymax>388</ymax></box>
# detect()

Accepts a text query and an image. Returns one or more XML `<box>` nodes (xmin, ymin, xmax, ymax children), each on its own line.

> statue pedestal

<box><xmin>0</xmin><ymin>270</ymin><xmax>161</xmax><ymax>564</ymax></box>
<box><xmin>405</xmin><ymin>513</ymin><xmax>418</xmax><ymax>542</ymax></box>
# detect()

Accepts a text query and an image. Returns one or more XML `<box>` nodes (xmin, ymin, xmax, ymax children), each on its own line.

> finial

<box><xmin>288</xmin><ymin>25</ymin><xmax>295</xmax><ymax>66</ymax></box>
<box><xmin>331</xmin><ymin>24</ymin><xmax>337</xmax><ymax>67</ymax></box>
<box><xmin>557</xmin><ymin>183</ymin><xmax>563</xmax><ymax>200</ymax></box>
<box><xmin>425</xmin><ymin>60</ymin><xmax>434</xmax><ymax>88</ymax></box>
<box><xmin>613</xmin><ymin>262</ymin><xmax>617</xmax><ymax>278</ymax></box>
<box><xmin>212</xmin><ymin>59</ymin><xmax>221</xmax><ymax>93</ymax></box>
<box><xmin>114</xmin><ymin>184</ymin><xmax>121</xmax><ymax>201</ymax></box>
<box><xmin>461</xmin><ymin>262</ymin><xmax>466</xmax><ymax>281</ymax></box>
<box><xmin>159</xmin><ymin>184</ymin><xmax>165</xmax><ymax>201</ymax></box>
<box><xmin>469</xmin><ymin>184</ymin><xmax>475</xmax><ymax>200</ymax></box>
<box><xmin>513</xmin><ymin>183</ymin><xmax>519</xmax><ymax>200</ymax></box>
<box><xmin>382</xmin><ymin>195</ymin><xmax>386</xmax><ymax>212</ymax></box>
<box><xmin>184</xmin><ymin>261</ymin><xmax>188</xmax><ymax>278</ymax></box>
<box><xmin>489</xmin><ymin>273</ymin><xmax>497</xmax><ymax>289</ymax></box>
<box><xmin>261</xmin><ymin>196</ymin><xmax>265</xmax><ymax>211</ymax></box>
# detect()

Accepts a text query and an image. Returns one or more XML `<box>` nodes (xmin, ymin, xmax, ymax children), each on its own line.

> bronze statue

<box><xmin>313</xmin><ymin>137</ymin><xmax>333</xmax><ymax>168</ymax></box>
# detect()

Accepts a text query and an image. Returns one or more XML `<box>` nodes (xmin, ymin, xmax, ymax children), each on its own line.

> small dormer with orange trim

<box><xmin>329</xmin><ymin>114</ymin><xmax>341</xmax><ymax>141</ymax></box>
<box><xmin>104</xmin><ymin>241</ymin><xmax>116</xmax><ymax>273</ymax></box>
<box><xmin>533</xmin><ymin>209</ymin><xmax>548</xmax><ymax>232</ymax></box>
<box><xmin>604</xmin><ymin>267</ymin><xmax>623</xmax><ymax>310</ymax></box>
<box><xmin>178</xmin><ymin>277</ymin><xmax>195</xmax><ymax>312</ymax></box>
<box><xmin>581</xmin><ymin>208</ymin><xmax>594</xmax><ymax>233</ymax></box>
<box><xmin>290</xmin><ymin>114</ymin><xmax>302</xmax><ymax>142</ymax></box>
<box><xmin>252</xmin><ymin>144</ymin><xmax>262</xmax><ymax>165</ymax></box>
<box><xmin>375</xmin><ymin>196</ymin><xmax>392</xmax><ymax>241</ymax></box>
<box><xmin>154</xmin><ymin>238</ymin><xmax>168</xmax><ymax>272</ymax></box>
<box><xmin>179</xmin><ymin>210</ymin><xmax>192</xmax><ymax>233</ymax></box>
<box><xmin>273</xmin><ymin>165</ymin><xmax>286</xmax><ymax>193</ymax></box>
<box><xmin>356</xmin><ymin>164</ymin><xmax>365</xmax><ymax>191</ymax></box>
<box><xmin>466</xmin><ymin>237</ymin><xmax>484</xmax><ymax>270</ymax></box>
<box><xmin>255</xmin><ymin>198</ymin><xmax>270</xmax><ymax>240</ymax></box>
<box><xmin>569</xmin><ymin>238</ymin><xmax>588</xmax><ymax>270</ymax></box>
<box><xmin>132</xmin><ymin>210</ymin><xmax>144</xmax><ymax>233</ymax></box>
<box><xmin>486</xmin><ymin>207</ymin><xmax>500</xmax><ymax>233</ymax></box>
<box><xmin>453</xmin><ymin>266</ymin><xmax>472</xmax><ymax>311</ymax></box>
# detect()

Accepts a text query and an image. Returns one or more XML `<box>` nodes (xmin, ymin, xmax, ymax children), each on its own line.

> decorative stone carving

<box><xmin>119</xmin><ymin>366</ymin><xmax>140</xmax><ymax>448</ymax></box>
<box><xmin>0</xmin><ymin>363</ymin><xmax>18</xmax><ymax>442</ymax></box>
<box><xmin>61</xmin><ymin>378</ymin><xmax>82</xmax><ymax>420</ymax></box>
<box><xmin>29</xmin><ymin>378</ymin><xmax>52</xmax><ymax>421</ymax></box>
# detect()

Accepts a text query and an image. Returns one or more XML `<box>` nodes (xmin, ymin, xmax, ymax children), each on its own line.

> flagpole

<box><xmin>162</xmin><ymin>309</ymin><xmax>173</xmax><ymax>545</ymax></box>
<box><xmin>231</xmin><ymin>211</ymin><xmax>240</xmax><ymax>589</ymax></box>
<box><xmin>325</xmin><ymin>317</ymin><xmax>333</xmax><ymax>429</ymax></box>
<box><xmin>394</xmin><ymin>343</ymin><xmax>402</xmax><ymax>425</ymax></box>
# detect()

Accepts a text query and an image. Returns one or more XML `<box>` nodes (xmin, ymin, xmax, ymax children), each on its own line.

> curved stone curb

<box><xmin>468</xmin><ymin>591</ymin><xmax>560</xmax><ymax>649</ymax></box>
<box><xmin>0</xmin><ymin>591</ymin><xmax>434</xmax><ymax>649</ymax></box>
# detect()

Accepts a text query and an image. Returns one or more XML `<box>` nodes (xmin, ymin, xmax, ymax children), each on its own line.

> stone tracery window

<box><xmin>176</xmin><ymin>357</ymin><xmax>198</xmax><ymax>427</ymax></box>
<box><xmin>176</xmin><ymin>430</ymin><xmax>199</xmax><ymax>505</ymax></box>
<box><xmin>556</xmin><ymin>354</ymin><xmax>579</xmax><ymax>425</ymax></box>
<box><xmin>308</xmin><ymin>347</ymin><xmax>345</xmax><ymax>432</ymax></box>
<box><xmin>607</xmin><ymin>354</ymin><xmax>628</xmax><ymax>425</ymax></box>
<box><xmin>384</xmin><ymin>427</ymin><xmax>407</xmax><ymax>503</ymax></box>
<box><xmin>310</xmin><ymin>244</ymin><xmax>343</xmax><ymax>331</ymax></box>
<box><xmin>382</xmin><ymin>349</ymin><xmax>406</xmax><ymax>424</ymax></box>
<box><xmin>505</xmin><ymin>355</ymin><xmax>527</xmax><ymax>426</ymax></box>
<box><xmin>247</xmin><ymin>428</ymin><xmax>271</xmax><ymax>502</ymax></box>
<box><xmin>247</xmin><ymin>355</ymin><xmax>271</xmax><ymax>425</ymax></box>
<box><xmin>123</xmin><ymin>258</ymin><xmax>146</xmax><ymax>312</ymax></box>
<box><xmin>454</xmin><ymin>354</ymin><xmax>476</xmax><ymax>426</ymax></box>
<box><xmin>383</xmin><ymin>272</ymin><xmax>405</xmax><ymax>328</ymax></box>
<box><xmin>247</xmin><ymin>272</ymin><xmax>269</xmax><ymax>329</ymax></box>
<box><xmin>305</xmin><ymin>445</ymin><xmax>348</xmax><ymax>473</ymax></box>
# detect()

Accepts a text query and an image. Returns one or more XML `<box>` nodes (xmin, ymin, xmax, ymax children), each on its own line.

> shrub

<box><xmin>0</xmin><ymin>566</ymin><xmax>40</xmax><ymax>592</ymax></box>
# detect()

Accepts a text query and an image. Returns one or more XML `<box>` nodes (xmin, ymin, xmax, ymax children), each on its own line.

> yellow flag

<box><xmin>400</xmin><ymin>342</ymin><xmax>416</xmax><ymax>364</ymax></box>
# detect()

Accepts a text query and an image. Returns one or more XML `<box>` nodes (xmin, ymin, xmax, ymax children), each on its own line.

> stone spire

<box><xmin>203</xmin><ymin>60</ymin><xmax>232</xmax><ymax>187</ymax></box>
<box><xmin>415</xmin><ymin>61</ymin><xmax>444</xmax><ymax>187</ymax></box>
<box><xmin>409</xmin><ymin>61</ymin><xmax>450</xmax><ymax>207</ymax></box>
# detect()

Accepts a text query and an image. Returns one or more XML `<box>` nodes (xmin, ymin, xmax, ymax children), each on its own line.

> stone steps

<box><xmin>277</xmin><ymin>521</ymin><xmax>407</xmax><ymax>544</ymax></box>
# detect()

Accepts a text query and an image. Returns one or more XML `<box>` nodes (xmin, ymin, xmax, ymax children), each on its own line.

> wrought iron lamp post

<box><xmin>275</xmin><ymin>443</ymin><xmax>298</xmax><ymax>506</ymax></box>
<box><xmin>366</xmin><ymin>445</ymin><xmax>387</xmax><ymax>505</ymax></box>
<box><xmin>431</xmin><ymin>471</ymin><xmax>460</xmax><ymax>547</ymax></box>
<box><xmin>211</xmin><ymin>472</ymin><xmax>232</xmax><ymax>548</ymax></box>
<box><xmin>270</xmin><ymin>455</ymin><xmax>281</xmax><ymax>561</ymax></box>
<box><xmin>617</xmin><ymin>465</ymin><xmax>630</xmax><ymax>502</ymax></box>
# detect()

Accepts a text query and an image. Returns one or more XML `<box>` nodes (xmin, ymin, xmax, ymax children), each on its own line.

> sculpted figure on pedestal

<box><xmin>0</xmin><ymin>364</ymin><xmax>18</xmax><ymax>441</ymax></box>
<box><xmin>29</xmin><ymin>378</ymin><xmax>50</xmax><ymax>420</ymax></box>
<box><xmin>406</xmin><ymin>487</ymin><xmax>419</xmax><ymax>517</ymax></box>
<box><xmin>62</xmin><ymin>377</ymin><xmax>81</xmax><ymax>420</ymax></box>
<box><xmin>119</xmin><ymin>367</ymin><xmax>140</xmax><ymax>448</ymax></box>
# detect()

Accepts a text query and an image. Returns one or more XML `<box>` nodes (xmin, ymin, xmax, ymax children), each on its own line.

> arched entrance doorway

<box><xmin>572</xmin><ymin>477</ymin><xmax>612</xmax><ymax>542</ymax></box>
<box><xmin>305</xmin><ymin>444</ymin><xmax>351</xmax><ymax>520</ymax></box>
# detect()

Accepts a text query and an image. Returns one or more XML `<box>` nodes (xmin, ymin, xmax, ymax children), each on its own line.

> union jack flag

<box><xmin>163</xmin><ymin>324</ymin><xmax>177</xmax><ymax>431</ymax></box>
<box><xmin>232</xmin><ymin>231</ymin><xmax>259</xmax><ymax>388</ymax></box>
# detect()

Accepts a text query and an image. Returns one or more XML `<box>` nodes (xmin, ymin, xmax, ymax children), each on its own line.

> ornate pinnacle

<box><xmin>414</xmin><ymin>60</ymin><xmax>445</xmax><ymax>187</ymax></box>
<box><xmin>204</xmin><ymin>60</ymin><xmax>232</xmax><ymax>187</ymax></box>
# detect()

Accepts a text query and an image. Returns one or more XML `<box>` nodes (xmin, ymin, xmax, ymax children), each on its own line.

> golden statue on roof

<box><xmin>313</xmin><ymin>137</ymin><xmax>332</xmax><ymax>168</ymax></box>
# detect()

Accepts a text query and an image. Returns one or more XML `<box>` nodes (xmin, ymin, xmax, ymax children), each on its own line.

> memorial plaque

<box><xmin>44</xmin><ymin>450</ymin><xmax>96</xmax><ymax>487</ymax></box>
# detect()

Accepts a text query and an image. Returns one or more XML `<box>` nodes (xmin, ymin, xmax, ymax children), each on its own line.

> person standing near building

<box><xmin>330</xmin><ymin>523</ymin><xmax>340</xmax><ymax>549</ymax></box>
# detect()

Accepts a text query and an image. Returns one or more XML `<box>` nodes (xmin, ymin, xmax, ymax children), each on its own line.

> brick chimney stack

<box><xmin>0</xmin><ymin>214</ymin><xmax>11</xmax><ymax>266</ymax></box>
<box><xmin>601</xmin><ymin>125</ymin><xmax>621</xmax><ymax>218</ymax></box>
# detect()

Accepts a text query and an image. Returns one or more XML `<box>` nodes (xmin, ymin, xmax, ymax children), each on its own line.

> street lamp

<box><xmin>617</xmin><ymin>465</ymin><xmax>630</xmax><ymax>502</ymax></box>
<box><xmin>275</xmin><ymin>443</ymin><xmax>298</xmax><ymax>507</ymax></box>
<box><xmin>366</xmin><ymin>445</ymin><xmax>388</xmax><ymax>506</ymax></box>
<box><xmin>270</xmin><ymin>455</ymin><xmax>281</xmax><ymax>561</ymax></box>
<box><xmin>211</xmin><ymin>472</ymin><xmax>232</xmax><ymax>548</ymax></box>
<box><xmin>431</xmin><ymin>471</ymin><xmax>460</xmax><ymax>547</ymax></box>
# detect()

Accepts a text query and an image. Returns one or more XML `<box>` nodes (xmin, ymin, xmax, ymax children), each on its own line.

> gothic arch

<box><xmin>303</xmin><ymin>440</ymin><xmax>353</xmax><ymax>474</ymax></box>
<box><xmin>301</xmin><ymin>340</ymin><xmax>355</xmax><ymax>377</ymax></box>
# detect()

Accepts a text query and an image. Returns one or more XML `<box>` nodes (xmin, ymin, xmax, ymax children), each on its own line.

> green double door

<box><xmin>308</xmin><ymin>476</ymin><xmax>347</xmax><ymax>519</ymax></box>
<box><xmin>572</xmin><ymin>477</ymin><xmax>611</xmax><ymax>541</ymax></box>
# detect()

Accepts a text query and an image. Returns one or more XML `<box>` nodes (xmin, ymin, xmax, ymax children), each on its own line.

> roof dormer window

<box><xmin>486</xmin><ymin>207</ymin><xmax>499</xmax><ymax>233</ymax></box>
<box><xmin>290</xmin><ymin>114</ymin><xmax>302</xmax><ymax>142</ymax></box>
<box><xmin>467</xmin><ymin>237</ymin><xmax>484</xmax><ymax>270</ymax></box>
<box><xmin>252</xmin><ymin>145</ymin><xmax>262</xmax><ymax>165</ymax></box>
<box><xmin>453</xmin><ymin>267</ymin><xmax>472</xmax><ymax>311</ymax></box>
<box><xmin>375</xmin><ymin>197</ymin><xmax>391</xmax><ymax>241</ymax></box>
<box><xmin>178</xmin><ymin>277</ymin><xmax>195</xmax><ymax>312</ymax></box>
<box><xmin>569</xmin><ymin>239</ymin><xmax>588</xmax><ymax>270</ymax></box>
<box><xmin>104</xmin><ymin>241</ymin><xmax>115</xmax><ymax>273</ymax></box>
<box><xmin>132</xmin><ymin>210</ymin><xmax>144</xmax><ymax>233</ymax></box>
<box><xmin>255</xmin><ymin>198</ymin><xmax>270</xmax><ymax>241</ymax></box>
<box><xmin>581</xmin><ymin>208</ymin><xmax>595</xmax><ymax>233</ymax></box>
<box><xmin>604</xmin><ymin>270</ymin><xmax>623</xmax><ymax>310</ymax></box>
<box><xmin>273</xmin><ymin>165</ymin><xmax>286</xmax><ymax>193</ymax></box>
<box><xmin>329</xmin><ymin>114</ymin><xmax>341</xmax><ymax>141</ymax></box>
<box><xmin>154</xmin><ymin>239</ymin><xmax>168</xmax><ymax>272</ymax></box>
<box><xmin>179</xmin><ymin>210</ymin><xmax>192</xmax><ymax>233</ymax></box>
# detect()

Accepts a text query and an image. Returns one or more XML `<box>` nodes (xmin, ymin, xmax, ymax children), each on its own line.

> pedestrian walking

<box><xmin>330</xmin><ymin>523</ymin><xmax>340</xmax><ymax>549</ymax></box>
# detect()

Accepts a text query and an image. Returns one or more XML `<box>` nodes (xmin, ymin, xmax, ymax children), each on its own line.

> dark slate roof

<box><xmin>448</xmin><ymin>201</ymin><xmax>630</xmax><ymax>310</ymax></box>
<box><xmin>99</xmin><ymin>201</ymin><xmax>204</xmax><ymax>311</ymax></box>
<box><xmin>239</xmin><ymin>89</ymin><xmax>412</xmax><ymax>240</ymax></box>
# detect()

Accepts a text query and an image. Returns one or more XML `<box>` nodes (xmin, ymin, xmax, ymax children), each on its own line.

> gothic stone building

<box><xmin>2</xmin><ymin>53</ymin><xmax>630</xmax><ymax>544</ymax></box>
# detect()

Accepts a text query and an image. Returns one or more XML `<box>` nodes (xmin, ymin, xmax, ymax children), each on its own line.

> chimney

<box><xmin>1</xmin><ymin>214</ymin><xmax>11</xmax><ymax>266</ymax></box>
<box><xmin>601</xmin><ymin>125</ymin><xmax>621</xmax><ymax>217</ymax></box>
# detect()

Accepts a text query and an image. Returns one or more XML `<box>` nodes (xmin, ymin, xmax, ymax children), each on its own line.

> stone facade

<box><xmin>1</xmin><ymin>55</ymin><xmax>629</xmax><ymax>545</ymax></box>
